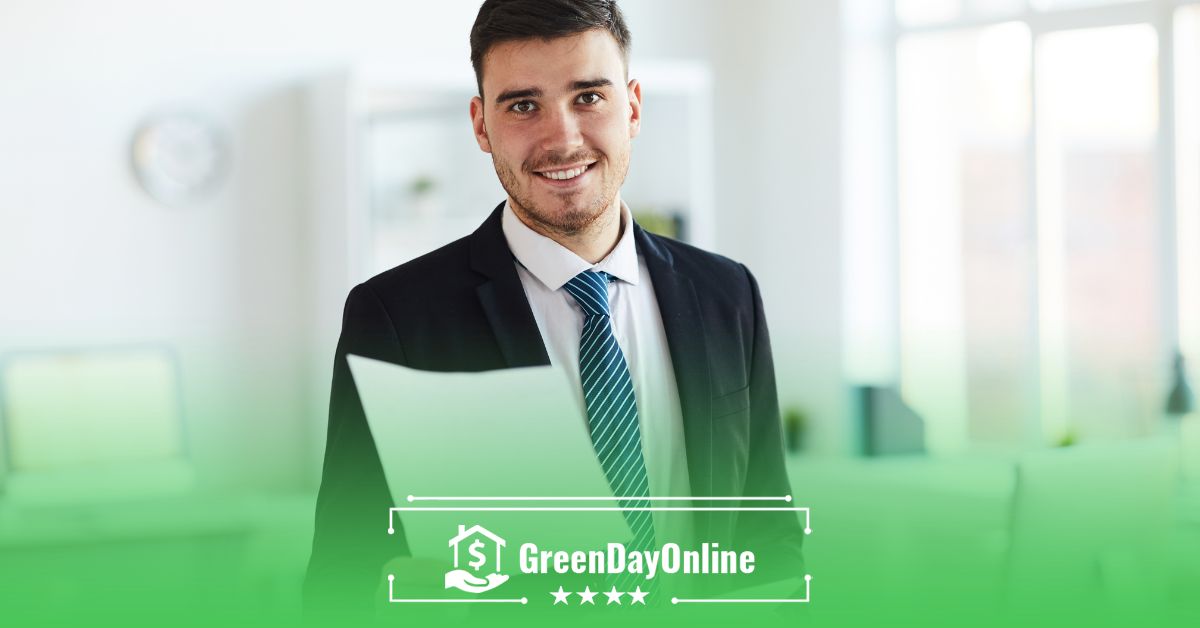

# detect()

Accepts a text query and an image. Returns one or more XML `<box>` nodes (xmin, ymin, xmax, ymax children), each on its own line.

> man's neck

<box><xmin>511</xmin><ymin>198</ymin><xmax>624</xmax><ymax>264</ymax></box>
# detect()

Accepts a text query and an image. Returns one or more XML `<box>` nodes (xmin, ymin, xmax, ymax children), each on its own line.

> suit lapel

<box><xmin>469</xmin><ymin>203</ymin><xmax>550</xmax><ymax>368</ymax></box>
<box><xmin>635</xmin><ymin>226</ymin><xmax>715</xmax><ymax>507</ymax></box>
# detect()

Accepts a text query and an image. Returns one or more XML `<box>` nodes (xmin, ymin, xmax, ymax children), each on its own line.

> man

<box><xmin>305</xmin><ymin>0</ymin><xmax>804</xmax><ymax>613</ymax></box>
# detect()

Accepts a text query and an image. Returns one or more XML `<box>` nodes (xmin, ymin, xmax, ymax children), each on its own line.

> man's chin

<box><xmin>522</xmin><ymin>204</ymin><xmax>607</xmax><ymax>236</ymax></box>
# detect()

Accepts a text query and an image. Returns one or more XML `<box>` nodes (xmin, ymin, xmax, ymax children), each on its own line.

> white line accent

<box><xmin>389</xmin><ymin>599</ymin><xmax>529</xmax><ymax>604</ymax></box>
<box><xmin>672</xmin><ymin>598</ymin><xmax>810</xmax><ymax>604</ymax></box>
<box><xmin>387</xmin><ymin>575</ymin><xmax>528</xmax><ymax>604</ymax></box>
<box><xmin>392</xmin><ymin>506</ymin><xmax>809</xmax><ymax>512</ymax></box>
<box><xmin>390</xmin><ymin>497</ymin><xmax>810</xmax><ymax>534</ymax></box>
<box><xmin>671</xmin><ymin>575</ymin><xmax>812</xmax><ymax>604</ymax></box>
<box><xmin>405</xmin><ymin>496</ymin><xmax>793</xmax><ymax>501</ymax></box>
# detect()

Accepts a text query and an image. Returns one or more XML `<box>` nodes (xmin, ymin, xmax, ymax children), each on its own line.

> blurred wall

<box><xmin>632</xmin><ymin>0</ymin><xmax>846</xmax><ymax>454</ymax></box>
<box><xmin>0</xmin><ymin>0</ymin><xmax>845</xmax><ymax>491</ymax></box>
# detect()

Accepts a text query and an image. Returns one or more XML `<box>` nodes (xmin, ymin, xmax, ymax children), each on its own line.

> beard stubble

<box><xmin>492</xmin><ymin>148</ymin><xmax>629</xmax><ymax>238</ymax></box>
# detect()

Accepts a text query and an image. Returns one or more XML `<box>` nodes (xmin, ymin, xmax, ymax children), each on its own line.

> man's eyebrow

<box><xmin>495</xmin><ymin>87</ymin><xmax>542</xmax><ymax>104</ymax></box>
<box><xmin>493</xmin><ymin>79</ymin><xmax>614</xmax><ymax>104</ymax></box>
<box><xmin>571</xmin><ymin>78</ymin><xmax>613</xmax><ymax>90</ymax></box>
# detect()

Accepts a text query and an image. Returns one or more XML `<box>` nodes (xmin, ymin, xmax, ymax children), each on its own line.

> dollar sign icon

<box><xmin>467</xmin><ymin>539</ymin><xmax>487</xmax><ymax>571</ymax></box>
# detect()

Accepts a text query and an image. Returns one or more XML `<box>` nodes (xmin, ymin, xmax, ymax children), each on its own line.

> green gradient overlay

<box><xmin>2</xmin><ymin>353</ymin><xmax>1198</xmax><ymax>626</ymax></box>
<box><xmin>1</xmin><ymin>454</ymin><xmax>1198</xmax><ymax>626</ymax></box>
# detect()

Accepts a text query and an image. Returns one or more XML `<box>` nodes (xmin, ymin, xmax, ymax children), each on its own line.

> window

<box><xmin>844</xmin><ymin>0</ymin><xmax>1200</xmax><ymax>451</ymax></box>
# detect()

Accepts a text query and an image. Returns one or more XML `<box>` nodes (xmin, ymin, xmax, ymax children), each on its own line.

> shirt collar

<box><xmin>501</xmin><ymin>201</ymin><xmax>640</xmax><ymax>291</ymax></box>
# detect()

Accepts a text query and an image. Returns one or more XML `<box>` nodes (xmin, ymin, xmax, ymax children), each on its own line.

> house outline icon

<box><xmin>448</xmin><ymin>524</ymin><xmax>506</xmax><ymax>572</ymax></box>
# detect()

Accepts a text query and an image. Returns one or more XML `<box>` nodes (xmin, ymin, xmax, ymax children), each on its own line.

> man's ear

<box><xmin>627</xmin><ymin>78</ymin><xmax>642</xmax><ymax>139</ymax></box>
<box><xmin>470</xmin><ymin>96</ymin><xmax>492</xmax><ymax>153</ymax></box>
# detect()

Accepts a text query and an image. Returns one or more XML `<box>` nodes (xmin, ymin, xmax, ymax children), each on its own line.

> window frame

<box><xmin>876</xmin><ymin>0</ymin><xmax>1199</xmax><ymax>449</ymax></box>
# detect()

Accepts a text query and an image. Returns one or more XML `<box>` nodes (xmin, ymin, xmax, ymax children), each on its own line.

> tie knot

<box><xmin>564</xmin><ymin>271</ymin><xmax>613</xmax><ymax>317</ymax></box>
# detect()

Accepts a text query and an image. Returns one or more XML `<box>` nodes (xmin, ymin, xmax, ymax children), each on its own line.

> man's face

<box><xmin>470</xmin><ymin>29</ymin><xmax>642</xmax><ymax>237</ymax></box>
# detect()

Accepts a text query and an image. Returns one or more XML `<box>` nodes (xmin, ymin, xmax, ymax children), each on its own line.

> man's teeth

<box><xmin>539</xmin><ymin>165</ymin><xmax>589</xmax><ymax>180</ymax></box>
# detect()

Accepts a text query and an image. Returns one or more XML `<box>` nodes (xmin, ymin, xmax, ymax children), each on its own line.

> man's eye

<box><xmin>511</xmin><ymin>101</ymin><xmax>537</xmax><ymax>113</ymax></box>
<box><xmin>577</xmin><ymin>92</ymin><xmax>602</xmax><ymax>105</ymax></box>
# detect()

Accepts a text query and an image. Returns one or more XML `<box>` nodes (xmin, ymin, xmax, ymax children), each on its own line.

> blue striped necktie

<box><xmin>563</xmin><ymin>271</ymin><xmax>657</xmax><ymax>591</ymax></box>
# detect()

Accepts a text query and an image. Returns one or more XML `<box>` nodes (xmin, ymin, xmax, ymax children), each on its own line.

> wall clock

<box><xmin>131</xmin><ymin>112</ymin><xmax>229</xmax><ymax>206</ymax></box>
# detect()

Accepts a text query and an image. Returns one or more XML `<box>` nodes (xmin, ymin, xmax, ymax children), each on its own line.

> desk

<box><xmin>785</xmin><ymin>454</ymin><xmax>1200</xmax><ymax>614</ymax></box>
<box><xmin>0</xmin><ymin>492</ymin><xmax>314</xmax><ymax>620</ymax></box>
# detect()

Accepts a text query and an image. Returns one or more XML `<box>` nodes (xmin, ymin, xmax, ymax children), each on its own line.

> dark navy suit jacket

<box><xmin>304</xmin><ymin>202</ymin><xmax>804</xmax><ymax>611</ymax></box>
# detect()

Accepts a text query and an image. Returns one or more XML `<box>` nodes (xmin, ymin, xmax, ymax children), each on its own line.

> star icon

<box><xmin>628</xmin><ymin>586</ymin><xmax>648</xmax><ymax>605</ymax></box>
<box><xmin>604</xmin><ymin>586</ymin><xmax>623</xmax><ymax>605</ymax></box>
<box><xmin>551</xmin><ymin>585</ymin><xmax>571</xmax><ymax>605</ymax></box>
<box><xmin>577</xmin><ymin>585</ymin><xmax>598</xmax><ymax>605</ymax></box>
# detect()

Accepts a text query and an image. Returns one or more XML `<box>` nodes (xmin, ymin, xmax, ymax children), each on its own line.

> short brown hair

<box><xmin>469</xmin><ymin>0</ymin><xmax>632</xmax><ymax>97</ymax></box>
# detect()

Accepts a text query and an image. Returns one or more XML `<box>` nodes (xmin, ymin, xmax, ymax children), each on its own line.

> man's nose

<box><xmin>539</xmin><ymin>105</ymin><xmax>585</xmax><ymax>153</ymax></box>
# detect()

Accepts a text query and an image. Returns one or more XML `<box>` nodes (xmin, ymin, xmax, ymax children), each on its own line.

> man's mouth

<box><xmin>534</xmin><ymin>161</ymin><xmax>597</xmax><ymax>181</ymax></box>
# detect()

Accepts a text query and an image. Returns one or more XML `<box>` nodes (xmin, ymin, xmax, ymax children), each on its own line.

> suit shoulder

<box><xmin>359</xmin><ymin>235</ymin><xmax>474</xmax><ymax>295</ymax></box>
<box><xmin>644</xmin><ymin>231</ymin><xmax>752</xmax><ymax>285</ymax></box>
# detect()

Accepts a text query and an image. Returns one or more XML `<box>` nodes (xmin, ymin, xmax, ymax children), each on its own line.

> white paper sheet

<box><xmin>348</xmin><ymin>354</ymin><xmax>630</xmax><ymax>559</ymax></box>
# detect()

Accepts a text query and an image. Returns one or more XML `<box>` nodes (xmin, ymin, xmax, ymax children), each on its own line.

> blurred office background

<box><xmin>2</xmin><ymin>0</ymin><xmax>1199</xmax><ymax>621</ymax></box>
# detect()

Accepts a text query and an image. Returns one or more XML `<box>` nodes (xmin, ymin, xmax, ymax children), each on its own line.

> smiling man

<box><xmin>305</xmin><ymin>0</ymin><xmax>805</xmax><ymax>614</ymax></box>
<box><xmin>470</xmin><ymin>27</ymin><xmax>634</xmax><ymax>264</ymax></box>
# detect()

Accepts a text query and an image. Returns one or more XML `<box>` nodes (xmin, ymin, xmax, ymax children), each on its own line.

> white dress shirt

<box><xmin>501</xmin><ymin>201</ymin><xmax>693</xmax><ymax>545</ymax></box>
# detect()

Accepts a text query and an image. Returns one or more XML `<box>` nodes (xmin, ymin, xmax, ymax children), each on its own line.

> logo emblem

<box><xmin>445</xmin><ymin>524</ymin><xmax>510</xmax><ymax>593</ymax></box>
